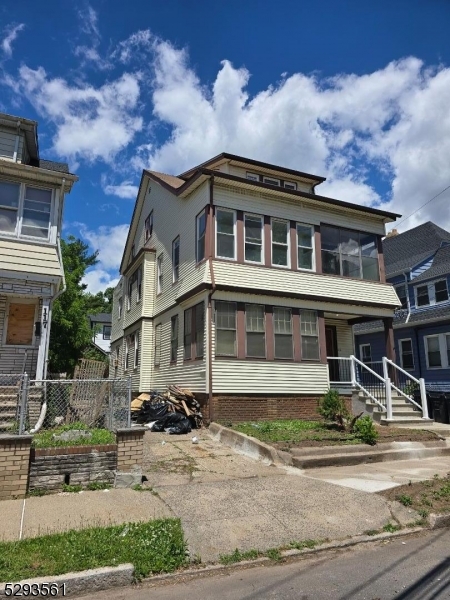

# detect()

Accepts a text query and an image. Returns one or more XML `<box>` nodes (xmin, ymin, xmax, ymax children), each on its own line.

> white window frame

<box><xmin>399</xmin><ymin>338</ymin><xmax>414</xmax><ymax>371</ymax></box>
<box><xmin>246</xmin><ymin>172</ymin><xmax>260</xmax><ymax>182</ymax></box>
<box><xmin>263</xmin><ymin>176</ymin><xmax>280</xmax><ymax>186</ymax></box>
<box><xmin>2</xmin><ymin>298</ymin><xmax>38</xmax><ymax>348</ymax></box>
<box><xmin>296</xmin><ymin>223</ymin><xmax>315</xmax><ymax>272</ymax></box>
<box><xmin>172</xmin><ymin>236</ymin><xmax>180</xmax><ymax>283</ymax></box>
<box><xmin>244</xmin><ymin>213</ymin><xmax>264</xmax><ymax>264</ymax></box>
<box><xmin>395</xmin><ymin>284</ymin><xmax>408</xmax><ymax>309</ymax></box>
<box><xmin>424</xmin><ymin>333</ymin><xmax>450</xmax><ymax>369</ymax></box>
<box><xmin>271</xmin><ymin>218</ymin><xmax>291</xmax><ymax>269</ymax></box>
<box><xmin>102</xmin><ymin>325</ymin><xmax>111</xmax><ymax>340</ymax></box>
<box><xmin>0</xmin><ymin>179</ymin><xmax>56</xmax><ymax>243</ymax></box>
<box><xmin>134</xmin><ymin>332</ymin><xmax>139</xmax><ymax>368</ymax></box>
<box><xmin>196</xmin><ymin>209</ymin><xmax>206</xmax><ymax>263</ymax></box>
<box><xmin>215</xmin><ymin>207</ymin><xmax>237</xmax><ymax>261</ymax></box>
<box><xmin>145</xmin><ymin>211</ymin><xmax>153</xmax><ymax>241</ymax></box>
<box><xmin>414</xmin><ymin>279</ymin><xmax>449</xmax><ymax>308</ymax></box>
<box><xmin>359</xmin><ymin>343</ymin><xmax>372</xmax><ymax>364</ymax></box>
<box><xmin>283</xmin><ymin>181</ymin><xmax>297</xmax><ymax>190</ymax></box>
<box><xmin>157</xmin><ymin>254</ymin><xmax>163</xmax><ymax>295</ymax></box>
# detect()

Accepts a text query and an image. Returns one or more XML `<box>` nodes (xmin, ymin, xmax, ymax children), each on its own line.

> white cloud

<box><xmin>12</xmin><ymin>66</ymin><xmax>143</xmax><ymax>163</ymax></box>
<box><xmin>112</xmin><ymin>29</ymin><xmax>153</xmax><ymax>64</ymax></box>
<box><xmin>1</xmin><ymin>23</ymin><xmax>25</xmax><ymax>58</ymax></box>
<box><xmin>101</xmin><ymin>175</ymin><xmax>138</xmax><ymax>199</ymax></box>
<box><xmin>83</xmin><ymin>269</ymin><xmax>119</xmax><ymax>294</ymax></box>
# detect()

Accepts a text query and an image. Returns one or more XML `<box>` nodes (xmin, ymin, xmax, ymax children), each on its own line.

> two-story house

<box><xmin>0</xmin><ymin>112</ymin><xmax>78</xmax><ymax>380</ymax></box>
<box><xmin>110</xmin><ymin>153</ymin><xmax>401</xmax><ymax>421</ymax></box>
<box><xmin>88</xmin><ymin>313</ymin><xmax>112</xmax><ymax>356</ymax></box>
<box><xmin>354</xmin><ymin>222</ymin><xmax>450</xmax><ymax>388</ymax></box>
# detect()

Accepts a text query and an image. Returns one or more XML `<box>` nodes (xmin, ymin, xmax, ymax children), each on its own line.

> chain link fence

<box><xmin>0</xmin><ymin>376</ymin><xmax>131</xmax><ymax>434</ymax></box>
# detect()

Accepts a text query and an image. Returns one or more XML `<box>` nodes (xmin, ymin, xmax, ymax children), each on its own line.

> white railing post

<box><xmin>382</xmin><ymin>356</ymin><xmax>389</xmax><ymax>380</ymax></box>
<box><xmin>350</xmin><ymin>355</ymin><xmax>356</xmax><ymax>386</ymax></box>
<box><xmin>385</xmin><ymin>377</ymin><xmax>393</xmax><ymax>421</ymax></box>
<box><xmin>419</xmin><ymin>378</ymin><xmax>429</xmax><ymax>419</ymax></box>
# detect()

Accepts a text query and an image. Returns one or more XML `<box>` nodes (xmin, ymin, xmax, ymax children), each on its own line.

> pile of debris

<box><xmin>131</xmin><ymin>385</ymin><xmax>203</xmax><ymax>434</ymax></box>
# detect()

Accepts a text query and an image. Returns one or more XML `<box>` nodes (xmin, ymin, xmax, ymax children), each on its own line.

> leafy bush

<box><xmin>352</xmin><ymin>415</ymin><xmax>378</xmax><ymax>445</ymax></box>
<box><xmin>318</xmin><ymin>390</ymin><xmax>350</xmax><ymax>423</ymax></box>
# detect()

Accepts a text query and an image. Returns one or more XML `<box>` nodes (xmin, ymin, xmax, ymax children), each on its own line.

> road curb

<box><xmin>429</xmin><ymin>512</ymin><xmax>450</xmax><ymax>529</ymax></box>
<box><xmin>209</xmin><ymin>423</ymin><xmax>450</xmax><ymax>468</ymax></box>
<box><xmin>0</xmin><ymin>564</ymin><xmax>134</xmax><ymax>598</ymax></box>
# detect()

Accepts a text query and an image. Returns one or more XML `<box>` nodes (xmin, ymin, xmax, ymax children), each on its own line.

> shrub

<box><xmin>318</xmin><ymin>390</ymin><xmax>350</xmax><ymax>423</ymax></box>
<box><xmin>352</xmin><ymin>415</ymin><xmax>378</xmax><ymax>445</ymax></box>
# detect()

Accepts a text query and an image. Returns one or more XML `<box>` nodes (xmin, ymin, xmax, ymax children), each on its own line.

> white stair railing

<box><xmin>382</xmin><ymin>357</ymin><xmax>429</xmax><ymax>419</ymax></box>
<box><xmin>350</xmin><ymin>355</ymin><xmax>389</xmax><ymax>414</ymax></box>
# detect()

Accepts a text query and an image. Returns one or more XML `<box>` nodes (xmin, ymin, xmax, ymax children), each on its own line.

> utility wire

<box><xmin>394</xmin><ymin>183</ymin><xmax>450</xmax><ymax>228</ymax></box>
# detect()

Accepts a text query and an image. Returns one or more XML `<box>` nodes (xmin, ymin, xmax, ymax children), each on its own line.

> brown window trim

<box><xmin>183</xmin><ymin>301</ymin><xmax>205</xmax><ymax>361</ymax></box>
<box><xmin>196</xmin><ymin>207</ymin><xmax>208</xmax><ymax>264</ymax></box>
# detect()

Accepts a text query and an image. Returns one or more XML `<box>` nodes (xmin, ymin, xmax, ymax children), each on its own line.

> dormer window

<box><xmin>284</xmin><ymin>181</ymin><xmax>297</xmax><ymax>191</ymax></box>
<box><xmin>263</xmin><ymin>176</ymin><xmax>280</xmax><ymax>187</ymax></box>
<box><xmin>0</xmin><ymin>180</ymin><xmax>53</xmax><ymax>240</ymax></box>
<box><xmin>246</xmin><ymin>172</ymin><xmax>260</xmax><ymax>182</ymax></box>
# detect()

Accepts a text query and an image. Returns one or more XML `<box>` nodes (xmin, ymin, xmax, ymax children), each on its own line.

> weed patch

<box><xmin>32</xmin><ymin>422</ymin><xmax>115</xmax><ymax>449</ymax></box>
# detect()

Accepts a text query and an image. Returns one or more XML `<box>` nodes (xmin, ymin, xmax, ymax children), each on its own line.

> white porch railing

<box><xmin>327</xmin><ymin>355</ymin><xmax>429</xmax><ymax>421</ymax></box>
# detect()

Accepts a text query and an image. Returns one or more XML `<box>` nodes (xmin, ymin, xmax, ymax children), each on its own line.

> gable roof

<box><xmin>411</xmin><ymin>244</ymin><xmax>450</xmax><ymax>283</ymax></box>
<box><xmin>384</xmin><ymin>222</ymin><xmax>450</xmax><ymax>276</ymax></box>
<box><xmin>147</xmin><ymin>170</ymin><xmax>185</xmax><ymax>188</ymax></box>
<box><xmin>88</xmin><ymin>313</ymin><xmax>112</xmax><ymax>325</ymax></box>
<box><xmin>354</xmin><ymin>303</ymin><xmax>450</xmax><ymax>334</ymax></box>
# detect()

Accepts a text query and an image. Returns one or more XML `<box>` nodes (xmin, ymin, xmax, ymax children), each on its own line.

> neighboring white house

<box><xmin>89</xmin><ymin>313</ymin><xmax>112</xmax><ymax>355</ymax></box>
<box><xmin>110</xmin><ymin>153</ymin><xmax>401</xmax><ymax>421</ymax></box>
<box><xmin>0</xmin><ymin>112</ymin><xmax>78</xmax><ymax>380</ymax></box>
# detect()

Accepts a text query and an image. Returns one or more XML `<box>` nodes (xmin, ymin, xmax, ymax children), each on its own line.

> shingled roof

<box><xmin>412</xmin><ymin>244</ymin><xmax>450</xmax><ymax>283</ymax></box>
<box><xmin>384</xmin><ymin>222</ymin><xmax>450</xmax><ymax>275</ymax></box>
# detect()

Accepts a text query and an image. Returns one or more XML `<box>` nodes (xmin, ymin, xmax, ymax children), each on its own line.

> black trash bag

<box><xmin>135</xmin><ymin>401</ymin><xmax>170</xmax><ymax>424</ymax></box>
<box><xmin>150</xmin><ymin>412</ymin><xmax>191</xmax><ymax>434</ymax></box>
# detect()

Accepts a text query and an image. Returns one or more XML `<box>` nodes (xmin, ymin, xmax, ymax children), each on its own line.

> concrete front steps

<box><xmin>364</xmin><ymin>393</ymin><xmax>434</xmax><ymax>427</ymax></box>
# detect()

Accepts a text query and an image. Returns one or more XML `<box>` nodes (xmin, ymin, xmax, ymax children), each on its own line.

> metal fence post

<box><xmin>385</xmin><ymin>377</ymin><xmax>393</xmax><ymax>421</ymax></box>
<box><xmin>18</xmin><ymin>373</ymin><xmax>29</xmax><ymax>435</ymax></box>
<box><xmin>350</xmin><ymin>355</ymin><xmax>356</xmax><ymax>386</ymax></box>
<box><xmin>127</xmin><ymin>376</ymin><xmax>132</xmax><ymax>428</ymax></box>
<box><xmin>419</xmin><ymin>378</ymin><xmax>429</xmax><ymax>419</ymax></box>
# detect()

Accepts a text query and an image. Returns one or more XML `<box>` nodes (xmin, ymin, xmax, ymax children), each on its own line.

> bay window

<box><xmin>245</xmin><ymin>304</ymin><xmax>265</xmax><ymax>358</ymax></box>
<box><xmin>321</xmin><ymin>226</ymin><xmax>379</xmax><ymax>281</ymax></box>
<box><xmin>271</xmin><ymin>219</ymin><xmax>290</xmax><ymax>267</ymax></box>
<box><xmin>300</xmin><ymin>310</ymin><xmax>320</xmax><ymax>360</ymax></box>
<box><xmin>216</xmin><ymin>208</ymin><xmax>236</xmax><ymax>259</ymax></box>
<box><xmin>244</xmin><ymin>214</ymin><xmax>263</xmax><ymax>263</ymax></box>
<box><xmin>0</xmin><ymin>181</ymin><xmax>20</xmax><ymax>233</ymax></box>
<box><xmin>273</xmin><ymin>307</ymin><xmax>293</xmax><ymax>359</ymax></box>
<box><xmin>216</xmin><ymin>301</ymin><xmax>237</xmax><ymax>356</ymax></box>
<box><xmin>0</xmin><ymin>180</ymin><xmax>53</xmax><ymax>240</ymax></box>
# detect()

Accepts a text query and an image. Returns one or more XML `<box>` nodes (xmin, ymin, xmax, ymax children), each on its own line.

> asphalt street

<box><xmin>77</xmin><ymin>529</ymin><xmax>450</xmax><ymax>600</ymax></box>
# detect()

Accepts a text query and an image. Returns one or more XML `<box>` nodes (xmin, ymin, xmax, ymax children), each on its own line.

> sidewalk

<box><xmin>1</xmin><ymin>431</ymin><xmax>446</xmax><ymax>562</ymax></box>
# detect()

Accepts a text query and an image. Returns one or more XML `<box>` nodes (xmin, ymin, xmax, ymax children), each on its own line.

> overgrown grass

<box><xmin>231</xmin><ymin>420</ymin><xmax>361</xmax><ymax>445</ymax></box>
<box><xmin>32</xmin><ymin>422</ymin><xmax>115</xmax><ymax>449</ymax></box>
<box><xmin>380</xmin><ymin>474</ymin><xmax>450</xmax><ymax>515</ymax></box>
<box><xmin>219</xmin><ymin>539</ymin><xmax>322</xmax><ymax>565</ymax></box>
<box><xmin>0</xmin><ymin>519</ymin><xmax>187</xmax><ymax>582</ymax></box>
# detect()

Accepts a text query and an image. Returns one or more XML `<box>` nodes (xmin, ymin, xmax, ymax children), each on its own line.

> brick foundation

<box><xmin>0</xmin><ymin>434</ymin><xmax>32</xmax><ymax>500</ymax></box>
<box><xmin>29</xmin><ymin>445</ymin><xmax>117</xmax><ymax>491</ymax></box>
<box><xmin>210</xmin><ymin>395</ymin><xmax>352</xmax><ymax>423</ymax></box>
<box><xmin>116</xmin><ymin>428</ymin><xmax>146</xmax><ymax>471</ymax></box>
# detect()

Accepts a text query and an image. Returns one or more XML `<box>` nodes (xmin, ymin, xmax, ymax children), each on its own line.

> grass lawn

<box><xmin>230</xmin><ymin>419</ymin><xmax>438</xmax><ymax>449</ymax></box>
<box><xmin>380</xmin><ymin>475</ymin><xmax>450</xmax><ymax>516</ymax></box>
<box><xmin>0</xmin><ymin>519</ymin><xmax>187</xmax><ymax>582</ymax></box>
<box><xmin>32</xmin><ymin>422</ymin><xmax>115</xmax><ymax>449</ymax></box>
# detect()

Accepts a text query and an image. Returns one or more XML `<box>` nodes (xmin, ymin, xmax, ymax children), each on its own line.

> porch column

<box><xmin>383</xmin><ymin>317</ymin><xmax>396</xmax><ymax>363</ymax></box>
<box><xmin>35</xmin><ymin>299</ymin><xmax>51</xmax><ymax>381</ymax></box>
<box><xmin>317</xmin><ymin>311</ymin><xmax>327</xmax><ymax>365</ymax></box>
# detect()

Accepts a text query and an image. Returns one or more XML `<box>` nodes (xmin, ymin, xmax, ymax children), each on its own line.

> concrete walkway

<box><xmin>0</xmin><ymin>431</ymin><xmax>428</xmax><ymax>562</ymax></box>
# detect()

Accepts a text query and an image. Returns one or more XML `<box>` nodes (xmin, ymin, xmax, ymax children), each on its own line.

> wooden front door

<box><xmin>325</xmin><ymin>325</ymin><xmax>339</xmax><ymax>382</ymax></box>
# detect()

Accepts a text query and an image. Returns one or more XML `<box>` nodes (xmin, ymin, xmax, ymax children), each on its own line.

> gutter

<box><xmin>207</xmin><ymin>176</ymin><xmax>216</xmax><ymax>422</ymax></box>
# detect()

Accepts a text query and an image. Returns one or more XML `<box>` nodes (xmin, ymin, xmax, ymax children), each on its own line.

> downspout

<box><xmin>404</xmin><ymin>270</ymin><xmax>412</xmax><ymax>324</ymax></box>
<box><xmin>207</xmin><ymin>176</ymin><xmax>216</xmax><ymax>422</ymax></box>
<box><xmin>13</xmin><ymin>120</ymin><xmax>21</xmax><ymax>162</ymax></box>
<box><xmin>31</xmin><ymin>180</ymin><xmax>66</xmax><ymax>433</ymax></box>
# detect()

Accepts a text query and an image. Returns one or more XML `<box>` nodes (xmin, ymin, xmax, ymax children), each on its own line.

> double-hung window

<box><xmin>184</xmin><ymin>309</ymin><xmax>192</xmax><ymax>359</ymax></box>
<box><xmin>183</xmin><ymin>303</ymin><xmax>204</xmax><ymax>359</ymax></box>
<box><xmin>273</xmin><ymin>307</ymin><xmax>293</xmax><ymax>359</ymax></box>
<box><xmin>157</xmin><ymin>255</ymin><xmax>163</xmax><ymax>294</ymax></box>
<box><xmin>360</xmin><ymin>344</ymin><xmax>372</xmax><ymax>364</ymax></box>
<box><xmin>271</xmin><ymin>219</ymin><xmax>290</xmax><ymax>267</ymax></box>
<box><xmin>215</xmin><ymin>301</ymin><xmax>237</xmax><ymax>356</ymax></box>
<box><xmin>415</xmin><ymin>280</ymin><xmax>449</xmax><ymax>307</ymax></box>
<box><xmin>171</xmin><ymin>315</ymin><xmax>179</xmax><ymax>362</ymax></box>
<box><xmin>103</xmin><ymin>325</ymin><xmax>111</xmax><ymax>340</ymax></box>
<box><xmin>154</xmin><ymin>325</ymin><xmax>161</xmax><ymax>366</ymax></box>
<box><xmin>424</xmin><ymin>334</ymin><xmax>450</xmax><ymax>369</ymax></box>
<box><xmin>136</xmin><ymin>268</ymin><xmax>142</xmax><ymax>302</ymax></box>
<box><xmin>321</xmin><ymin>226</ymin><xmax>379</xmax><ymax>281</ymax></box>
<box><xmin>399</xmin><ymin>339</ymin><xmax>414</xmax><ymax>370</ymax></box>
<box><xmin>246</xmin><ymin>172</ymin><xmax>259</xmax><ymax>182</ymax></box>
<box><xmin>297</xmin><ymin>224</ymin><xmax>314</xmax><ymax>271</ymax></box>
<box><xmin>263</xmin><ymin>176</ymin><xmax>280</xmax><ymax>186</ymax></box>
<box><xmin>300</xmin><ymin>310</ymin><xmax>320</xmax><ymax>360</ymax></box>
<box><xmin>127</xmin><ymin>279</ymin><xmax>132</xmax><ymax>310</ymax></box>
<box><xmin>435</xmin><ymin>280</ymin><xmax>449</xmax><ymax>303</ymax></box>
<box><xmin>0</xmin><ymin>181</ymin><xmax>53</xmax><ymax>240</ymax></box>
<box><xmin>246</xmin><ymin>304</ymin><xmax>265</xmax><ymax>358</ymax></box>
<box><xmin>196</xmin><ymin>209</ymin><xmax>206</xmax><ymax>262</ymax></box>
<box><xmin>0</xmin><ymin>181</ymin><xmax>20</xmax><ymax>233</ymax></box>
<box><xmin>284</xmin><ymin>181</ymin><xmax>297</xmax><ymax>190</ymax></box>
<box><xmin>145</xmin><ymin>211</ymin><xmax>153</xmax><ymax>241</ymax></box>
<box><xmin>395</xmin><ymin>284</ymin><xmax>408</xmax><ymax>309</ymax></box>
<box><xmin>172</xmin><ymin>236</ymin><xmax>180</xmax><ymax>283</ymax></box>
<box><xmin>244</xmin><ymin>214</ymin><xmax>263</xmax><ymax>263</ymax></box>
<box><xmin>416</xmin><ymin>284</ymin><xmax>430</xmax><ymax>307</ymax></box>
<box><xmin>216</xmin><ymin>208</ymin><xmax>236</xmax><ymax>259</ymax></box>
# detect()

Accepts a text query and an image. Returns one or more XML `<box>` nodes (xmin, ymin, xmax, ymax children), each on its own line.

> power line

<box><xmin>394</xmin><ymin>183</ymin><xmax>450</xmax><ymax>228</ymax></box>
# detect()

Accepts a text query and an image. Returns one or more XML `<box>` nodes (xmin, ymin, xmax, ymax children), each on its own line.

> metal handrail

<box><xmin>383</xmin><ymin>357</ymin><xmax>420</xmax><ymax>384</ymax></box>
<box><xmin>352</xmin><ymin>356</ymin><xmax>386</xmax><ymax>383</ymax></box>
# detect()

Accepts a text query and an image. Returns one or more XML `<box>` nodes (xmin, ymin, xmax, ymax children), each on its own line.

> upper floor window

<box><xmin>263</xmin><ymin>176</ymin><xmax>280</xmax><ymax>186</ymax></box>
<box><xmin>297</xmin><ymin>224</ymin><xmax>314</xmax><ymax>271</ymax></box>
<box><xmin>246</xmin><ymin>172</ymin><xmax>259</xmax><ymax>182</ymax></box>
<box><xmin>321</xmin><ymin>226</ymin><xmax>379</xmax><ymax>281</ymax></box>
<box><xmin>134</xmin><ymin>332</ymin><xmax>139</xmax><ymax>368</ymax></box>
<box><xmin>172</xmin><ymin>236</ymin><xmax>180</xmax><ymax>283</ymax></box>
<box><xmin>271</xmin><ymin>219</ymin><xmax>290</xmax><ymax>267</ymax></box>
<box><xmin>157</xmin><ymin>255</ymin><xmax>163</xmax><ymax>295</ymax></box>
<box><xmin>0</xmin><ymin>180</ymin><xmax>53</xmax><ymax>240</ymax></box>
<box><xmin>284</xmin><ymin>181</ymin><xmax>297</xmax><ymax>191</ymax></box>
<box><xmin>244</xmin><ymin>214</ymin><xmax>263</xmax><ymax>264</ymax></box>
<box><xmin>145</xmin><ymin>211</ymin><xmax>153</xmax><ymax>241</ymax></box>
<box><xmin>131</xmin><ymin>244</ymin><xmax>135</xmax><ymax>259</ymax></box>
<box><xmin>118</xmin><ymin>297</ymin><xmax>123</xmax><ymax>319</ymax></box>
<box><xmin>127</xmin><ymin>279</ymin><xmax>132</xmax><ymax>310</ymax></box>
<box><xmin>196</xmin><ymin>209</ymin><xmax>206</xmax><ymax>262</ymax></box>
<box><xmin>216</xmin><ymin>208</ymin><xmax>236</xmax><ymax>260</ymax></box>
<box><xmin>395</xmin><ymin>284</ymin><xmax>408</xmax><ymax>309</ymax></box>
<box><xmin>136</xmin><ymin>268</ymin><xmax>142</xmax><ymax>303</ymax></box>
<box><xmin>415</xmin><ymin>280</ymin><xmax>449</xmax><ymax>307</ymax></box>
<box><xmin>103</xmin><ymin>325</ymin><xmax>111</xmax><ymax>340</ymax></box>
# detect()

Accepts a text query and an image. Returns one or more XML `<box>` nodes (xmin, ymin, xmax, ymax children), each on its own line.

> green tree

<box><xmin>48</xmin><ymin>236</ymin><xmax>99</xmax><ymax>375</ymax></box>
<box><xmin>85</xmin><ymin>287</ymin><xmax>114</xmax><ymax>314</ymax></box>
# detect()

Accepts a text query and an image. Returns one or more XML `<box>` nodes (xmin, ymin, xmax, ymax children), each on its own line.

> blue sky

<box><xmin>1</xmin><ymin>0</ymin><xmax>449</xmax><ymax>291</ymax></box>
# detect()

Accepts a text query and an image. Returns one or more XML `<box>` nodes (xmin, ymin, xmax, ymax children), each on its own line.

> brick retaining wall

<box><xmin>210</xmin><ymin>395</ymin><xmax>352</xmax><ymax>423</ymax></box>
<box><xmin>116</xmin><ymin>428</ymin><xmax>146</xmax><ymax>471</ymax></box>
<box><xmin>0</xmin><ymin>434</ymin><xmax>32</xmax><ymax>500</ymax></box>
<box><xmin>29</xmin><ymin>445</ymin><xmax>117</xmax><ymax>491</ymax></box>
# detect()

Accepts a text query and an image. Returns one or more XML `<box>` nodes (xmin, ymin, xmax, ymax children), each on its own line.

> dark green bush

<box><xmin>318</xmin><ymin>389</ymin><xmax>350</xmax><ymax>423</ymax></box>
<box><xmin>352</xmin><ymin>415</ymin><xmax>378</xmax><ymax>445</ymax></box>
